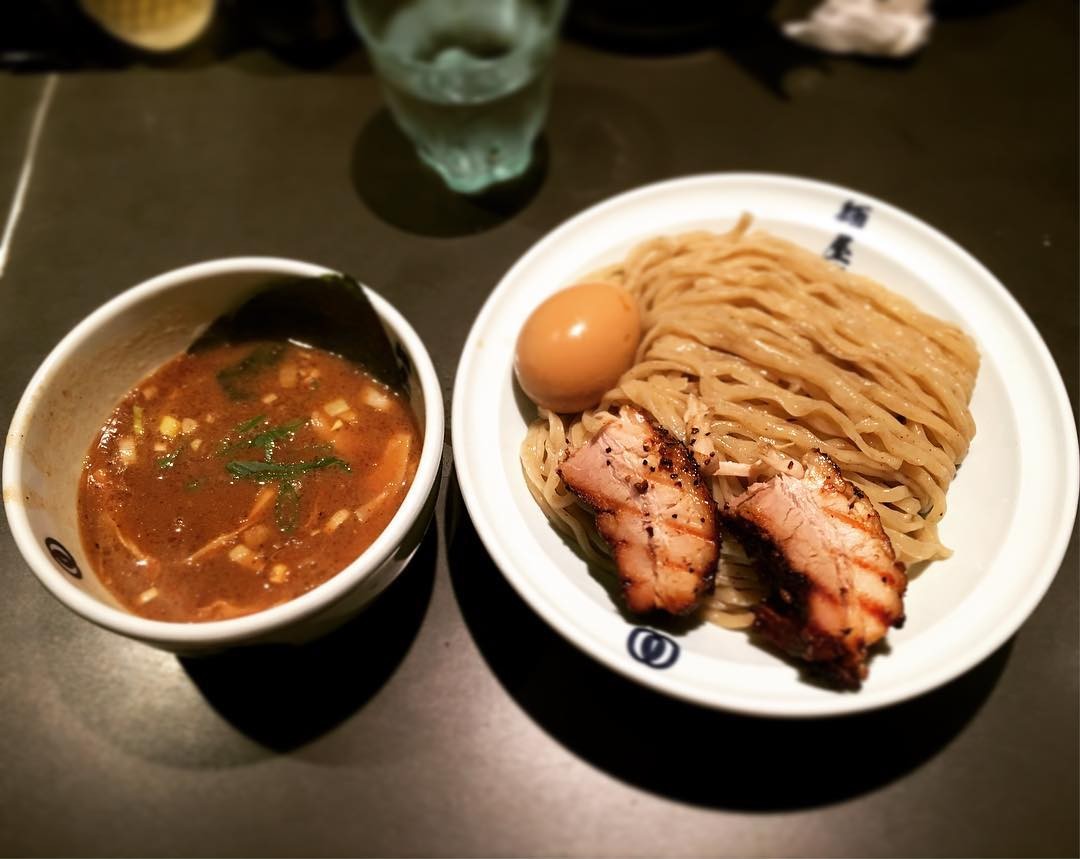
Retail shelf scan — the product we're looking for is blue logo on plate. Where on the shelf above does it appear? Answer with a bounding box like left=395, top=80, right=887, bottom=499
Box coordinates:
left=627, top=627, right=679, bottom=669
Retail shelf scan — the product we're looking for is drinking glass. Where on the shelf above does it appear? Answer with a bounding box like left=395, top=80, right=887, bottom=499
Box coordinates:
left=347, top=0, right=567, bottom=194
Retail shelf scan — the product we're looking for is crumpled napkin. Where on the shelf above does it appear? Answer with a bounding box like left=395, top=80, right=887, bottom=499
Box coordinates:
left=782, top=0, right=933, bottom=58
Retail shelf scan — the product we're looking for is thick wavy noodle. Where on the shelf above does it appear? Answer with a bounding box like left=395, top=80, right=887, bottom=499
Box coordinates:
left=520, top=216, right=979, bottom=629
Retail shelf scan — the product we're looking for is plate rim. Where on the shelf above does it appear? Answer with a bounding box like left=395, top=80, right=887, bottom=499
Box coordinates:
left=451, top=171, right=1079, bottom=718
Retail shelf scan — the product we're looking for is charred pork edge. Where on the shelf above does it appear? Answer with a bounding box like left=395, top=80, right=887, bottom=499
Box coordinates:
left=556, top=410, right=721, bottom=614
left=720, top=510, right=866, bottom=689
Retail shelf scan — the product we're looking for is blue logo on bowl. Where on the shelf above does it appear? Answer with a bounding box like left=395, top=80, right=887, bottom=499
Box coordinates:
left=44, top=537, right=82, bottom=579
left=627, top=627, right=679, bottom=669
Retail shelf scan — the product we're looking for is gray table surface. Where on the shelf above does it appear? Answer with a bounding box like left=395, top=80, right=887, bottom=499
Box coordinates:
left=1, top=3, right=1077, bottom=857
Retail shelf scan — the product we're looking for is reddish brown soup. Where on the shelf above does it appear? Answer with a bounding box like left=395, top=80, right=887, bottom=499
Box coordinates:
left=78, top=341, right=420, bottom=622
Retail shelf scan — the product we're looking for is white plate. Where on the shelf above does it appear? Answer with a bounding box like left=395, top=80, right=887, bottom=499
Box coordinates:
left=451, top=173, right=1078, bottom=717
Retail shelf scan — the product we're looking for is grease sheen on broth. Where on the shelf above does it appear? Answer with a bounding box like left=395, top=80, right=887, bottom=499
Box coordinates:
left=78, top=341, right=420, bottom=622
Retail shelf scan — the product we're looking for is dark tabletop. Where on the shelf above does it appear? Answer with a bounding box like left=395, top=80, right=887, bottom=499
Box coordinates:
left=1, top=2, right=1077, bottom=857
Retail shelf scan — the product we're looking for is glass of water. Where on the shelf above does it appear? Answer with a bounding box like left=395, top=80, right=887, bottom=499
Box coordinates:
left=347, top=0, right=567, bottom=194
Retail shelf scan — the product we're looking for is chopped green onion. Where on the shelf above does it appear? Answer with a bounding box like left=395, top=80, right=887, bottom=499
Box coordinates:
left=233, top=414, right=268, bottom=434
left=248, top=419, right=306, bottom=461
left=220, top=416, right=307, bottom=460
left=157, top=449, right=182, bottom=470
left=225, top=456, right=349, bottom=482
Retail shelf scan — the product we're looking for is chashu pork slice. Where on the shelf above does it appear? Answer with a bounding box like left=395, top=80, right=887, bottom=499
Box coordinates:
left=558, top=406, right=720, bottom=615
left=722, top=450, right=907, bottom=688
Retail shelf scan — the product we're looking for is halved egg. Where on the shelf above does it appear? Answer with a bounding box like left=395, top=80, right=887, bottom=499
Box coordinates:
left=514, top=281, right=641, bottom=413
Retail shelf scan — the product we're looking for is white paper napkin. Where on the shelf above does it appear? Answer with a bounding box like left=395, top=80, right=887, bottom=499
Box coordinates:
left=783, top=0, right=933, bottom=58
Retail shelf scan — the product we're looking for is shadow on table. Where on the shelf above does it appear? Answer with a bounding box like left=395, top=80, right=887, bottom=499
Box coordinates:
left=350, top=108, right=548, bottom=238
left=564, top=1, right=829, bottom=99
left=564, top=2, right=1018, bottom=102
left=445, top=474, right=1010, bottom=811
left=180, top=520, right=438, bottom=753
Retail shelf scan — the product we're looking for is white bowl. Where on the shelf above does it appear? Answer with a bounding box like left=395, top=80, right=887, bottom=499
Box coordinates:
left=3, top=257, right=444, bottom=653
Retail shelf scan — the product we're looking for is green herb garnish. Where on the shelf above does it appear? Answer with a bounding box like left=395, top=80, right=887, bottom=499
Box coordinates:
left=225, top=456, right=350, bottom=483
left=247, top=419, right=306, bottom=461
left=157, top=449, right=182, bottom=470
left=228, top=457, right=349, bottom=534
left=233, top=414, right=268, bottom=434
left=216, top=344, right=286, bottom=401
left=220, top=401, right=348, bottom=534
left=220, top=415, right=307, bottom=461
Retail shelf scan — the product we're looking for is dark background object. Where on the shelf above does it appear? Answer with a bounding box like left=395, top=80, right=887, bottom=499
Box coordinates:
left=0, top=0, right=358, bottom=70
left=189, top=273, right=408, bottom=393
left=227, top=0, right=355, bottom=68
left=565, top=0, right=774, bottom=54
left=0, top=0, right=122, bottom=69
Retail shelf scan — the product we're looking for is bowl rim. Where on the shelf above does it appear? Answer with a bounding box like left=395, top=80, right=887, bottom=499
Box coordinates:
left=2, top=256, right=444, bottom=646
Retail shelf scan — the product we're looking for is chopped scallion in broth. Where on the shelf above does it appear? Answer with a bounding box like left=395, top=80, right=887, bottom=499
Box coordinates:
left=78, top=340, right=419, bottom=622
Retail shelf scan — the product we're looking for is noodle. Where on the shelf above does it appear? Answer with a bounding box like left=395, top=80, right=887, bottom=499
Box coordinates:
left=520, top=215, right=979, bottom=629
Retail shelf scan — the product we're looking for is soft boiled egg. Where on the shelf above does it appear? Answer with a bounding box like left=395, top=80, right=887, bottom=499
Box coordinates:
left=514, top=281, right=641, bottom=413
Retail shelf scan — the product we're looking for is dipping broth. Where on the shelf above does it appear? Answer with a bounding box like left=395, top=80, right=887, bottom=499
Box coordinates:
left=78, top=341, right=420, bottom=622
